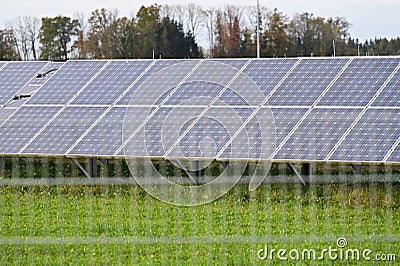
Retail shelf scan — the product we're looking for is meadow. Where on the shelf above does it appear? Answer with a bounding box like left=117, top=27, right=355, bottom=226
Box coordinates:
left=0, top=182, right=399, bottom=265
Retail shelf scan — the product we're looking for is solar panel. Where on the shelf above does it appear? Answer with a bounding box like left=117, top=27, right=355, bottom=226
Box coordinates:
left=318, top=58, right=400, bottom=106
left=68, top=107, right=126, bottom=156
left=121, top=60, right=275, bottom=163
left=22, top=106, right=106, bottom=155
left=269, top=58, right=349, bottom=106
left=71, top=60, right=152, bottom=105
left=0, top=57, right=399, bottom=165
left=117, top=60, right=182, bottom=105
left=4, top=62, right=63, bottom=108
left=0, top=106, right=61, bottom=154
left=242, top=59, right=298, bottom=96
left=162, top=81, right=224, bottom=106
left=387, top=144, right=400, bottom=162
left=275, top=108, right=362, bottom=161
left=269, top=108, right=308, bottom=144
left=27, top=61, right=108, bottom=105
left=329, top=109, right=400, bottom=162
left=0, top=61, right=48, bottom=105
left=0, top=107, right=17, bottom=126
left=372, top=65, right=400, bottom=106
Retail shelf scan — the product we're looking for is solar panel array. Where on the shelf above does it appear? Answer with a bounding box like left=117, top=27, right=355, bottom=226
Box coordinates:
left=0, top=57, right=400, bottom=163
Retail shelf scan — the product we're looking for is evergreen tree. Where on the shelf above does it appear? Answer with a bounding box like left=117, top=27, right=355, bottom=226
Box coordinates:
left=39, top=16, right=79, bottom=61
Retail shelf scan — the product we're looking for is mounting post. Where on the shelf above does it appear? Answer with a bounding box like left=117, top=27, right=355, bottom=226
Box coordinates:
left=0, top=156, right=4, bottom=178
left=88, top=158, right=97, bottom=178
left=352, top=164, right=362, bottom=175
left=190, top=160, right=202, bottom=184
left=301, top=163, right=312, bottom=184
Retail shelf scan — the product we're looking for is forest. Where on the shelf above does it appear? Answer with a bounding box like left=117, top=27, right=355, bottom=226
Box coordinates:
left=0, top=3, right=400, bottom=61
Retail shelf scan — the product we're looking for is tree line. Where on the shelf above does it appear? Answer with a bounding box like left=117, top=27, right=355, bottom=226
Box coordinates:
left=1, top=3, right=399, bottom=61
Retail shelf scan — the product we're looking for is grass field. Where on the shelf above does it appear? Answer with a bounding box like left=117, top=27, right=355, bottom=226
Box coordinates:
left=0, top=182, right=399, bottom=265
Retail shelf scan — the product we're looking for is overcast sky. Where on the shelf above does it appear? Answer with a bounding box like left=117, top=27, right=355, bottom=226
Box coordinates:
left=1, top=0, right=399, bottom=42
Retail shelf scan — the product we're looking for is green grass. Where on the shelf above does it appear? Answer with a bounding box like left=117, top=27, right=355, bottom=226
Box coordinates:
left=0, top=183, right=399, bottom=265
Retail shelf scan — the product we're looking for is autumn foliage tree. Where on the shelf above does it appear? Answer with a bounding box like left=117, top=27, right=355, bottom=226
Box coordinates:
left=263, top=9, right=293, bottom=57
left=212, top=12, right=242, bottom=57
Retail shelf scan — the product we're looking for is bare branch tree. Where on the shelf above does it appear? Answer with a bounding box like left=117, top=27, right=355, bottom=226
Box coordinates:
left=7, top=16, right=40, bottom=60
left=202, top=7, right=216, bottom=56
left=74, top=11, right=89, bottom=58
left=186, top=3, right=204, bottom=38
left=23, top=16, right=40, bottom=60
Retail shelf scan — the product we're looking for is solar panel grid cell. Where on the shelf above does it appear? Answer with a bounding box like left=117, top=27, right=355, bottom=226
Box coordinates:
left=0, top=106, right=61, bottom=154
left=269, top=58, right=348, bottom=106
left=0, top=61, right=48, bottom=105
left=22, top=107, right=106, bottom=155
left=275, top=108, right=362, bottom=161
left=70, top=107, right=126, bottom=156
left=330, top=109, right=400, bottom=162
left=318, top=58, right=399, bottom=106
left=28, top=61, right=107, bottom=105
left=72, top=61, right=151, bottom=105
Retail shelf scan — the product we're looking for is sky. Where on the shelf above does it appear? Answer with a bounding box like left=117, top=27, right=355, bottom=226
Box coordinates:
left=1, top=0, right=399, bottom=43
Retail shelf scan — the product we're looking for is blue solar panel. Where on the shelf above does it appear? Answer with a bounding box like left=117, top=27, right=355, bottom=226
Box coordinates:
left=242, top=59, right=298, bottom=96
left=269, top=108, right=308, bottom=144
left=5, top=62, right=64, bottom=108
left=0, top=106, right=61, bottom=154
left=178, top=115, right=230, bottom=158
left=218, top=74, right=266, bottom=106
left=0, top=61, right=48, bottom=105
left=387, top=144, right=400, bottom=162
left=330, top=109, right=400, bottom=162
left=29, top=62, right=64, bottom=86
left=318, top=58, right=400, bottom=106
left=163, top=107, right=252, bottom=159
left=159, top=81, right=223, bottom=106
left=275, top=108, right=362, bottom=160
left=117, top=60, right=183, bottom=105
left=269, top=58, right=349, bottom=106
left=27, top=61, right=107, bottom=105
left=372, top=65, right=400, bottom=106
left=121, top=106, right=154, bottom=157
left=222, top=108, right=264, bottom=159
left=0, top=107, right=17, bottom=126
left=71, top=61, right=152, bottom=105
left=69, top=107, right=126, bottom=156
left=210, top=59, right=249, bottom=70
left=22, top=107, right=106, bottom=155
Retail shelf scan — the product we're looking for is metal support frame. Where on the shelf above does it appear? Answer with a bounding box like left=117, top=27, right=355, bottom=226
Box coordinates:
left=287, top=162, right=312, bottom=185
left=71, top=157, right=99, bottom=179
left=172, top=160, right=198, bottom=185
